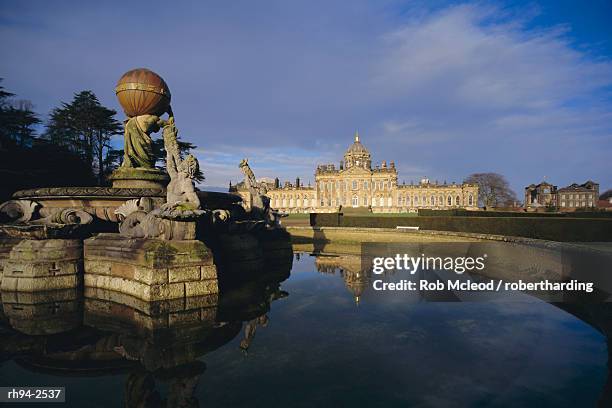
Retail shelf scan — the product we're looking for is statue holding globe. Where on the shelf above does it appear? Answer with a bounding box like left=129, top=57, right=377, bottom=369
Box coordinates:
left=110, top=68, right=174, bottom=189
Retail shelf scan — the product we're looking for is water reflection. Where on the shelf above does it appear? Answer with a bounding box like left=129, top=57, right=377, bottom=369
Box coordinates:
left=0, top=252, right=291, bottom=408
left=0, top=245, right=610, bottom=407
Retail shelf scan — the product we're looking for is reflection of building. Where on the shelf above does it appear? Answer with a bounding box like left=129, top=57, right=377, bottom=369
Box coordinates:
left=315, top=255, right=370, bottom=304
left=233, top=133, right=478, bottom=213
left=525, top=180, right=599, bottom=211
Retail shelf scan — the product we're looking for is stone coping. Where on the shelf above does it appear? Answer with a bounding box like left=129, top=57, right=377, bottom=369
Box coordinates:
left=13, top=187, right=165, bottom=199
left=286, top=226, right=612, bottom=255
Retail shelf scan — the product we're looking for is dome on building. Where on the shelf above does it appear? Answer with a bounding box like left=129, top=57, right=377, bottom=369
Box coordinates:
left=343, top=131, right=371, bottom=170
left=345, top=130, right=370, bottom=156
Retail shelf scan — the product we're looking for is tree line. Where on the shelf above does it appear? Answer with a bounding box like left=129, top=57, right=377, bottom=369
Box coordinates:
left=0, top=78, right=202, bottom=201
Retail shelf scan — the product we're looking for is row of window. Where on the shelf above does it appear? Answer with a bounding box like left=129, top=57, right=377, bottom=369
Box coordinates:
left=318, top=179, right=395, bottom=192
left=269, top=194, right=474, bottom=208
left=560, top=201, right=593, bottom=208
left=560, top=193, right=593, bottom=200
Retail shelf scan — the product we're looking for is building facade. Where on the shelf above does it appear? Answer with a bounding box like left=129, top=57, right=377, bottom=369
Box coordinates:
left=525, top=180, right=599, bottom=211
left=235, top=133, right=478, bottom=213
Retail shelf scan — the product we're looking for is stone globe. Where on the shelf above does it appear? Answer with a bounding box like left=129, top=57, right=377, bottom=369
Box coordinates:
left=115, top=68, right=171, bottom=117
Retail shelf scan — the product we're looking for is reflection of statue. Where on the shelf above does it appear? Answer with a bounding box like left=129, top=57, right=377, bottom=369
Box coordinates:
left=163, top=117, right=200, bottom=209
left=239, top=314, right=269, bottom=355
left=122, top=115, right=163, bottom=169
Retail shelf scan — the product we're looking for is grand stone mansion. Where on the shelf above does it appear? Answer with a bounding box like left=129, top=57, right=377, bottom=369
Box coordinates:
left=232, top=133, right=479, bottom=213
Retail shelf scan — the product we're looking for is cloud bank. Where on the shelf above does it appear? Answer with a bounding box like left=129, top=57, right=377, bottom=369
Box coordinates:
left=1, top=1, right=610, bottom=193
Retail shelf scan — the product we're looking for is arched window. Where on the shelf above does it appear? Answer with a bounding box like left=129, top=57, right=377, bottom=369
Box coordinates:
left=431, top=195, right=435, bottom=206
left=398, top=196, right=403, bottom=206
left=438, top=195, right=443, bottom=205
left=320, top=199, right=325, bottom=206
left=352, top=196, right=358, bottom=207
left=289, top=197, right=294, bottom=207
left=455, top=196, right=460, bottom=205
left=468, top=194, right=474, bottom=206
left=447, top=196, right=452, bottom=206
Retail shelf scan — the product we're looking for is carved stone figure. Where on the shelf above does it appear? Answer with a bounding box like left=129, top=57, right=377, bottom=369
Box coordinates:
left=163, top=118, right=201, bottom=209
left=121, top=114, right=163, bottom=168
left=239, top=159, right=283, bottom=228
left=115, top=117, right=205, bottom=240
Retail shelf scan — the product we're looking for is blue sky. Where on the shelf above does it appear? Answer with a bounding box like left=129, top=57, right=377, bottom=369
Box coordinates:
left=1, top=0, right=611, bottom=194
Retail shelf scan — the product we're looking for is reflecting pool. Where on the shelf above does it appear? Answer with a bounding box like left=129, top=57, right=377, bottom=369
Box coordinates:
left=0, top=252, right=609, bottom=407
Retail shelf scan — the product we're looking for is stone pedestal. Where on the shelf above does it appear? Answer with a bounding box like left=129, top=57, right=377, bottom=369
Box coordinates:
left=1, top=239, right=83, bottom=291
left=84, top=234, right=218, bottom=301
left=108, top=167, right=169, bottom=189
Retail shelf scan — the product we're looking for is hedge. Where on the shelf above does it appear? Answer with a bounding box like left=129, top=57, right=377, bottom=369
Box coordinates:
left=309, top=213, right=612, bottom=242
left=416, top=209, right=612, bottom=218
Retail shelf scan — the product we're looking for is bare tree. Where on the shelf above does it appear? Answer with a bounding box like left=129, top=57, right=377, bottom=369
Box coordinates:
left=464, top=173, right=518, bottom=208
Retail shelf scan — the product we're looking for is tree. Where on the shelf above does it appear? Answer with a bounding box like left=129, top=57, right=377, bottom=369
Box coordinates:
left=0, top=79, right=41, bottom=148
left=464, top=172, right=518, bottom=208
left=43, top=91, right=122, bottom=185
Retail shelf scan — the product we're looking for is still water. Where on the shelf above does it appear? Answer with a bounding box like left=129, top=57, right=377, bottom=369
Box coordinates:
left=0, top=253, right=608, bottom=407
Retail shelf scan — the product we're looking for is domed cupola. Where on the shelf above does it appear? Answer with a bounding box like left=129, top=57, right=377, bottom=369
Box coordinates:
left=344, top=131, right=371, bottom=170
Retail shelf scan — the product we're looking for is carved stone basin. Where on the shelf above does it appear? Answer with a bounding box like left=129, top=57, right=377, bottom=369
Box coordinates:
left=8, top=187, right=243, bottom=223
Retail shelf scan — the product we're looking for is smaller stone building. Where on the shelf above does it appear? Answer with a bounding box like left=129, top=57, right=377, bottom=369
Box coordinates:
left=524, top=181, right=557, bottom=209
left=525, top=180, right=599, bottom=211
left=557, top=181, right=599, bottom=210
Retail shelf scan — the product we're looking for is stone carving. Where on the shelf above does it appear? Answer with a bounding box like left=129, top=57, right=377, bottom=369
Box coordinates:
left=33, top=208, right=93, bottom=225
left=0, top=200, right=92, bottom=227
left=122, top=114, right=164, bottom=169
left=162, top=117, right=201, bottom=210
left=0, top=200, right=39, bottom=223
left=114, top=199, right=141, bottom=221
left=12, top=187, right=165, bottom=199
left=239, top=159, right=283, bottom=228
left=115, top=117, right=206, bottom=240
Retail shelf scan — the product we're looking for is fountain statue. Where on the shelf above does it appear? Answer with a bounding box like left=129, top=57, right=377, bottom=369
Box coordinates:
left=239, top=158, right=284, bottom=229
left=0, top=67, right=292, bottom=302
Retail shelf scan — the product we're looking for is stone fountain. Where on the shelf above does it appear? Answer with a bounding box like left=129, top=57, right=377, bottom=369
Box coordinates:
left=0, top=68, right=291, bottom=301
